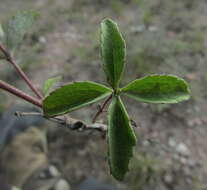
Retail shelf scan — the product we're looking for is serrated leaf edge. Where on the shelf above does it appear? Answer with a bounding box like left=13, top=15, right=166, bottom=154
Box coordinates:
left=120, top=74, right=190, bottom=104
left=107, top=96, right=137, bottom=180
left=43, top=81, right=113, bottom=117
left=100, top=18, right=126, bottom=89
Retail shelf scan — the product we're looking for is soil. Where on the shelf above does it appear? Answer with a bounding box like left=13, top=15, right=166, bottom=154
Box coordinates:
left=1, top=0, right=207, bottom=189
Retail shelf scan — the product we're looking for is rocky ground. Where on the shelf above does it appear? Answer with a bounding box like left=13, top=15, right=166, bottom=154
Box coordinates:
left=0, top=0, right=207, bottom=189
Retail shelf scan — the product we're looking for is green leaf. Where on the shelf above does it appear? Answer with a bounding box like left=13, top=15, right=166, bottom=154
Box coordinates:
left=42, top=76, right=62, bottom=96
left=2, top=11, right=39, bottom=50
left=121, top=75, right=190, bottom=104
left=43, top=81, right=112, bottom=117
left=108, top=96, right=137, bottom=180
left=100, top=18, right=126, bottom=89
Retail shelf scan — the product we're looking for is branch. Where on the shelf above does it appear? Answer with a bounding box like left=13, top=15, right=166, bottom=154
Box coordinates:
left=0, top=43, right=9, bottom=58
left=0, top=43, right=43, bottom=99
left=15, top=112, right=107, bottom=133
left=0, top=80, right=42, bottom=108
left=0, top=44, right=107, bottom=134
left=0, top=80, right=107, bottom=133
left=92, top=94, right=112, bottom=123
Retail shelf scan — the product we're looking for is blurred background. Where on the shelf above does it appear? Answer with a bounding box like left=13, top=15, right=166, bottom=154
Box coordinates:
left=0, top=0, right=207, bottom=189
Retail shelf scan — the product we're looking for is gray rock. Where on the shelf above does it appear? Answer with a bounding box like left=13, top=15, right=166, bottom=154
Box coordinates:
left=130, top=25, right=146, bottom=33
left=168, top=138, right=176, bottom=147
left=0, top=105, right=44, bottom=152
left=148, top=26, right=159, bottom=32
left=49, top=165, right=61, bottom=177
left=76, top=177, right=119, bottom=190
left=163, top=174, right=173, bottom=184
left=175, top=143, right=190, bottom=157
left=180, top=157, right=188, bottom=165
left=187, top=159, right=196, bottom=168
left=54, top=179, right=71, bottom=190
left=183, top=167, right=192, bottom=177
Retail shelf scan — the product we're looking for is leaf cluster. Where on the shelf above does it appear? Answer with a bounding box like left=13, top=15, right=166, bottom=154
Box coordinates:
left=42, top=19, right=190, bottom=180
left=0, top=11, right=190, bottom=181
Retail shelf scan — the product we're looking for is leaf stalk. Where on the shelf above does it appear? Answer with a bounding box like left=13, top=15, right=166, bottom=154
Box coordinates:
left=92, top=94, right=112, bottom=123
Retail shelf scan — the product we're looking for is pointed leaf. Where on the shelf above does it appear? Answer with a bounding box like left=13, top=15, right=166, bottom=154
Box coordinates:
left=100, top=18, right=126, bottom=89
left=121, top=75, right=190, bottom=104
left=2, top=11, right=39, bottom=50
left=108, top=96, right=137, bottom=180
left=43, top=81, right=112, bottom=117
left=42, top=76, right=62, bottom=96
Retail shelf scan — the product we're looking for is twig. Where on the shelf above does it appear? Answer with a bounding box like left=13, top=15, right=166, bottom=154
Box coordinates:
left=7, top=56, right=43, bottom=99
left=0, top=43, right=43, bottom=99
left=15, top=111, right=42, bottom=116
left=0, top=80, right=42, bottom=108
left=0, top=42, right=107, bottom=133
left=15, top=111, right=107, bottom=133
left=0, top=43, right=9, bottom=58
left=92, top=94, right=112, bottom=123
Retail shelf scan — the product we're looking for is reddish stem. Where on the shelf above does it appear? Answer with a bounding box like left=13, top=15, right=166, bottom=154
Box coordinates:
left=0, top=43, right=9, bottom=58
left=7, top=57, right=43, bottom=99
left=92, top=94, right=112, bottom=123
left=0, top=43, right=43, bottom=99
left=0, top=80, right=42, bottom=108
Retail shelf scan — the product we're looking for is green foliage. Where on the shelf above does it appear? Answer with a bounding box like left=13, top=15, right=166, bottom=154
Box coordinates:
left=0, top=10, right=190, bottom=181
left=43, top=81, right=112, bottom=117
left=121, top=75, right=190, bottom=104
left=42, top=18, right=190, bottom=180
left=100, top=18, right=126, bottom=89
left=39, top=17, right=189, bottom=180
left=2, top=11, right=39, bottom=50
left=42, top=76, right=62, bottom=96
left=108, top=96, right=137, bottom=180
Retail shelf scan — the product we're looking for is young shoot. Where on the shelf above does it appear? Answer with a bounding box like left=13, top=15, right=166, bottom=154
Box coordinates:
left=0, top=12, right=190, bottom=181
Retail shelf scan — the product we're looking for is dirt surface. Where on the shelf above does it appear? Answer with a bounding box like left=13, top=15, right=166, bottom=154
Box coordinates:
left=1, top=0, right=207, bottom=189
